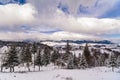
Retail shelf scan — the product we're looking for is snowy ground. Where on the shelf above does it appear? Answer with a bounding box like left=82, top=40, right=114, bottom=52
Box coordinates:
left=0, top=66, right=120, bottom=80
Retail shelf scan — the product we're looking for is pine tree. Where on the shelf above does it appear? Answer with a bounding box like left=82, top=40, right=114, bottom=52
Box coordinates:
left=19, top=47, right=26, bottom=65
left=2, top=45, right=19, bottom=72
left=51, top=50, right=60, bottom=65
left=116, top=55, right=120, bottom=68
left=78, top=53, right=82, bottom=63
left=78, top=55, right=88, bottom=69
left=31, top=42, right=38, bottom=70
left=83, top=43, right=91, bottom=67
left=109, top=54, right=117, bottom=72
left=66, top=40, right=71, bottom=54
left=24, top=45, right=32, bottom=71
left=42, top=47, right=51, bottom=66
left=63, top=40, right=72, bottom=63
left=73, top=54, right=78, bottom=69
left=1, top=51, right=7, bottom=72
left=67, top=54, right=74, bottom=69
left=35, top=49, right=42, bottom=71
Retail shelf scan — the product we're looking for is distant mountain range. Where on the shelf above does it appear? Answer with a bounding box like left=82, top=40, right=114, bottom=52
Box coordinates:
left=0, top=39, right=113, bottom=47
left=40, top=40, right=113, bottom=44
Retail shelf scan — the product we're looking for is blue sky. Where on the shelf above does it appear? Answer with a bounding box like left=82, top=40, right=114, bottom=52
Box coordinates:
left=100, top=1, right=120, bottom=18
left=0, top=0, right=26, bottom=4
left=0, top=0, right=120, bottom=42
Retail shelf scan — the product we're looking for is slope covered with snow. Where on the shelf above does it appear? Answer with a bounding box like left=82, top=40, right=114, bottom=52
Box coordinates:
left=0, top=66, right=120, bottom=80
left=41, top=41, right=78, bottom=47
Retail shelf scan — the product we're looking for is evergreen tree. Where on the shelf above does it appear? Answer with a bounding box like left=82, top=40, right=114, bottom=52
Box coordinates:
left=2, top=45, right=19, bottom=72
left=67, top=54, right=74, bottom=69
left=116, top=55, right=120, bottom=68
left=78, top=53, right=82, bottom=63
left=1, top=51, right=7, bottom=72
left=42, top=47, right=51, bottom=66
left=24, top=45, right=32, bottom=71
left=51, top=50, right=60, bottom=64
left=73, top=54, right=78, bottom=69
left=63, top=40, right=72, bottom=63
left=31, top=42, right=38, bottom=70
left=83, top=43, right=91, bottom=67
left=78, top=55, right=88, bottom=69
left=66, top=40, right=71, bottom=54
left=109, top=54, right=117, bottom=72
left=19, top=47, right=26, bottom=65
left=35, top=49, right=42, bottom=71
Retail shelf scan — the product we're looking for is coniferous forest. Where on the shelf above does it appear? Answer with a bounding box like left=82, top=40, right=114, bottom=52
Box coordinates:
left=0, top=41, right=120, bottom=73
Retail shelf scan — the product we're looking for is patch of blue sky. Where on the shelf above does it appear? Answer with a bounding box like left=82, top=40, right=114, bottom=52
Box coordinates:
left=77, top=5, right=91, bottom=15
left=40, top=30, right=62, bottom=34
left=21, top=25, right=62, bottom=34
left=0, top=0, right=26, bottom=5
left=57, top=2, right=69, bottom=14
left=99, top=1, right=120, bottom=18
left=103, top=34, right=120, bottom=38
left=21, top=26, right=30, bottom=30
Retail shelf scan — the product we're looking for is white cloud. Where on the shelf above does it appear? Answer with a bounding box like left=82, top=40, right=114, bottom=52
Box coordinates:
left=0, top=31, right=100, bottom=41
left=50, top=31, right=100, bottom=40
left=0, top=3, right=36, bottom=28
left=59, top=0, right=119, bottom=17
left=0, top=32, right=47, bottom=41
left=27, top=0, right=119, bottom=17
left=25, top=0, right=120, bottom=36
left=60, top=0, right=97, bottom=16
left=0, top=0, right=119, bottom=34
left=0, top=0, right=120, bottom=42
left=27, top=0, right=59, bottom=17
left=38, top=9, right=120, bottom=35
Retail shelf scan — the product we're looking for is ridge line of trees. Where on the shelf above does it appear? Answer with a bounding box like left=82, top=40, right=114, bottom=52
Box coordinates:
left=0, top=41, right=120, bottom=72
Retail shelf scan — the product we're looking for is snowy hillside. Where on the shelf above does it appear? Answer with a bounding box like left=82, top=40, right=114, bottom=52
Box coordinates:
left=41, top=41, right=78, bottom=47
left=0, top=66, right=120, bottom=80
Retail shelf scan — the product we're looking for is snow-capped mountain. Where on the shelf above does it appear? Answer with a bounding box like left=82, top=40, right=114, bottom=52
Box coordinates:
left=40, top=40, right=113, bottom=46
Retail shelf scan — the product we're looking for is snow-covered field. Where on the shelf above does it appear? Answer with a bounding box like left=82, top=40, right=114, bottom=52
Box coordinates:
left=0, top=66, right=120, bottom=80
left=41, top=41, right=79, bottom=47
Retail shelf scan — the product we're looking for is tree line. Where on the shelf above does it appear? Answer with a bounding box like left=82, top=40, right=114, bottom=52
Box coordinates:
left=0, top=42, right=120, bottom=72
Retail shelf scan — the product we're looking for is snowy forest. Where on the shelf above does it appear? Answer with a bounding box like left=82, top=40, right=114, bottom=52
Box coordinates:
left=0, top=41, right=120, bottom=73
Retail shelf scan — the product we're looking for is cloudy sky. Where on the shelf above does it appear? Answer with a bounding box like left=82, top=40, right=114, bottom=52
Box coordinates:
left=0, top=0, right=120, bottom=42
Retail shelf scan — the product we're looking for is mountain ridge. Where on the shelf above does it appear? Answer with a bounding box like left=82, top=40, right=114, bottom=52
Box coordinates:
left=40, top=40, right=113, bottom=44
